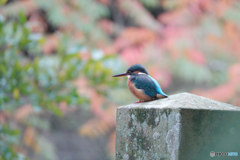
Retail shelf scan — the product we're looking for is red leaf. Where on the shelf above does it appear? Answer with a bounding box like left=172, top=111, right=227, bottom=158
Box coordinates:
left=148, top=67, right=172, bottom=89
left=42, top=34, right=59, bottom=54
left=120, top=46, right=143, bottom=65
left=113, top=27, right=156, bottom=52
left=192, top=82, right=236, bottom=102
left=228, top=64, right=240, bottom=82
left=15, top=104, right=33, bottom=121
left=98, top=19, right=114, bottom=34
left=187, top=49, right=206, bottom=65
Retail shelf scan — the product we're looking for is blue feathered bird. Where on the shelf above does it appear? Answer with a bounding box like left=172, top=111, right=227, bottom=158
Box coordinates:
left=113, top=64, right=168, bottom=103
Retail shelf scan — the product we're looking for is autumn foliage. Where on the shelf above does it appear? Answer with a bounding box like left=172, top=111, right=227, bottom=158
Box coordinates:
left=0, top=0, right=240, bottom=160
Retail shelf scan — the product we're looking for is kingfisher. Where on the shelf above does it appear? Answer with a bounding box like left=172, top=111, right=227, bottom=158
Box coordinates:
left=112, top=64, right=168, bottom=103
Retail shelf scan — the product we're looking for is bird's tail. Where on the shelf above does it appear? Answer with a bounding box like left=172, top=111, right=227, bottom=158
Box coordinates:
left=156, top=94, right=168, bottom=99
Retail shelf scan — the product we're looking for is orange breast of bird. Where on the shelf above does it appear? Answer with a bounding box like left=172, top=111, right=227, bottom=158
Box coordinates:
left=127, top=78, right=152, bottom=101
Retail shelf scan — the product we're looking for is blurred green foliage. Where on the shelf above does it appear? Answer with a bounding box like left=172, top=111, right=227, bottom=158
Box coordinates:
left=0, top=124, right=24, bottom=160
left=0, top=14, right=85, bottom=114
left=0, top=9, right=119, bottom=159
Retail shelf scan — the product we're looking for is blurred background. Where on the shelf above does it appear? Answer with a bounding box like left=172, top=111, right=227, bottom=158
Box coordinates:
left=0, top=0, right=240, bottom=160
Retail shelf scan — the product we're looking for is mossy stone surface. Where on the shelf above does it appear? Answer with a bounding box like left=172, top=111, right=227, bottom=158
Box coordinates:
left=115, top=93, right=240, bottom=160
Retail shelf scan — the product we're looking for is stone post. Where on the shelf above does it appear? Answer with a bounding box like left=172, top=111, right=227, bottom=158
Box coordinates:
left=115, top=93, right=240, bottom=160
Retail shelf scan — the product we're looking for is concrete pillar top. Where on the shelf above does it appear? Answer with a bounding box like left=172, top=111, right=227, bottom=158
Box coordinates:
left=118, top=92, right=240, bottom=111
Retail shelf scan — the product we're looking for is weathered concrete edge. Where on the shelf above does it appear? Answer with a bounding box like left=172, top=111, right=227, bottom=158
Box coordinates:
left=118, top=92, right=240, bottom=111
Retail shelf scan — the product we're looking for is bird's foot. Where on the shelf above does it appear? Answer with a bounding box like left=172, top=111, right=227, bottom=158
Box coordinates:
left=134, top=100, right=142, bottom=104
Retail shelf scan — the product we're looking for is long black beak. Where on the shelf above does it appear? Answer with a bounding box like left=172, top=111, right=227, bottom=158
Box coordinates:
left=112, top=72, right=128, bottom=77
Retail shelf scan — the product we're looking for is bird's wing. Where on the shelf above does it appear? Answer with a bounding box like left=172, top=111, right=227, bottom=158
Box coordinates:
left=130, top=75, right=157, bottom=98
left=147, top=75, right=168, bottom=97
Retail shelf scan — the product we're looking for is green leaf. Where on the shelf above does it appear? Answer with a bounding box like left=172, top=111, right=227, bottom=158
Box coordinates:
left=47, top=104, right=62, bottom=116
left=0, top=0, right=7, bottom=6
left=18, top=12, right=27, bottom=25
left=13, top=88, right=20, bottom=100
left=223, top=8, right=240, bottom=24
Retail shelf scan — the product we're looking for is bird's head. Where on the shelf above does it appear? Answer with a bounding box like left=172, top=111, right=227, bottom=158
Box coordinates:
left=112, top=64, right=148, bottom=77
